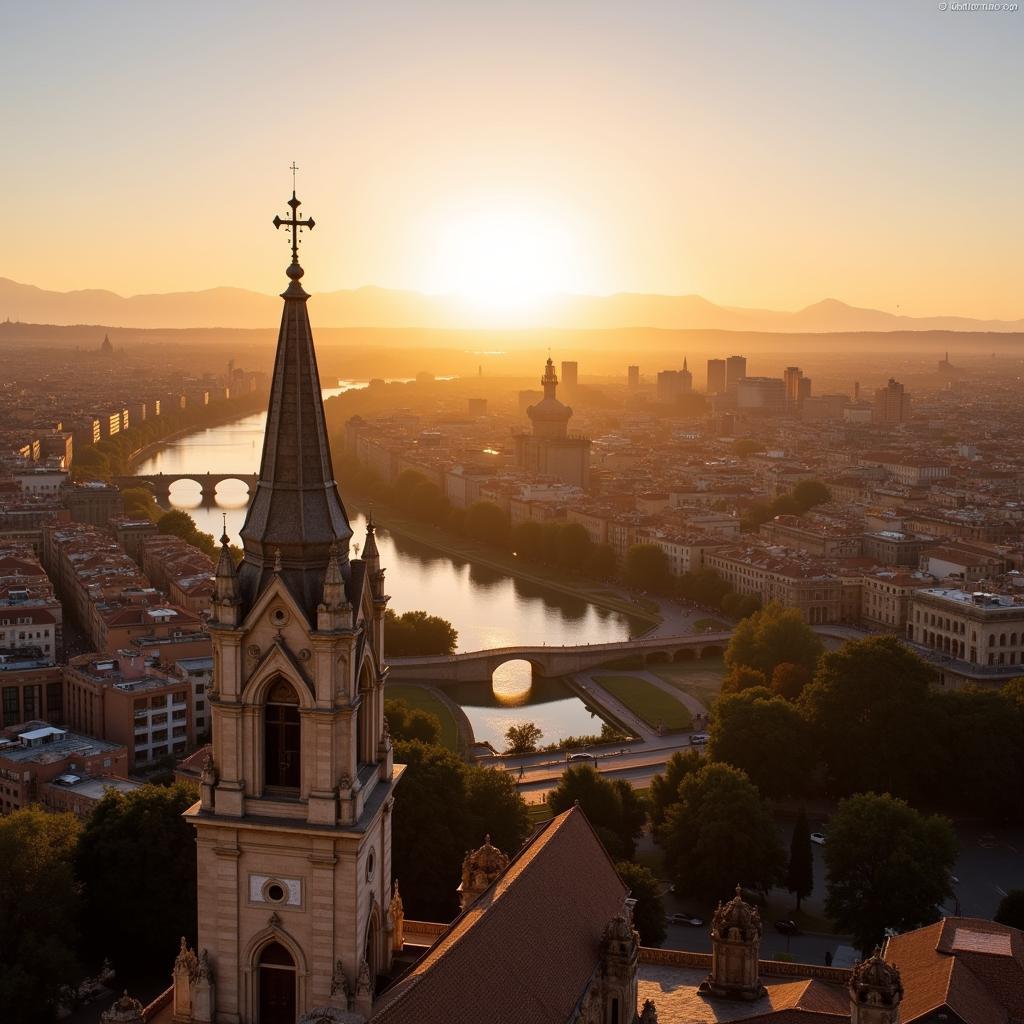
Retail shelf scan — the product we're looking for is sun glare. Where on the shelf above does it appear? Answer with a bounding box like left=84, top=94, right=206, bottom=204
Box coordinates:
left=432, top=206, right=575, bottom=312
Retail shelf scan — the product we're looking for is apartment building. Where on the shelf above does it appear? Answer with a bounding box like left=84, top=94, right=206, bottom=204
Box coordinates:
left=909, top=588, right=1024, bottom=670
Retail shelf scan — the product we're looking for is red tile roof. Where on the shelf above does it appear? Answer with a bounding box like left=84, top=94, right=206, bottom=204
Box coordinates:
left=371, top=807, right=626, bottom=1024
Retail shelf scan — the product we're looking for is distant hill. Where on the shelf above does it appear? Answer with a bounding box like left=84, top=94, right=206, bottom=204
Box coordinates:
left=1, top=276, right=1021, bottom=333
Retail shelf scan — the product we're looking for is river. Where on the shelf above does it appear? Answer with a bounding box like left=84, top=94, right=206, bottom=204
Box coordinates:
left=134, top=382, right=643, bottom=747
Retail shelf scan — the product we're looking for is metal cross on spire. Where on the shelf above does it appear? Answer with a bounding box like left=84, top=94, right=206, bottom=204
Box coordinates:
left=273, top=167, right=315, bottom=267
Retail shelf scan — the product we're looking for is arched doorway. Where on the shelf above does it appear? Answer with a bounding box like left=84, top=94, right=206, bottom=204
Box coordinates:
left=258, top=941, right=296, bottom=1023
left=265, top=679, right=300, bottom=790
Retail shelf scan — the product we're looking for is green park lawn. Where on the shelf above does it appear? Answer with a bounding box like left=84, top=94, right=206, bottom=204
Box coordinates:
left=385, top=683, right=462, bottom=751
left=592, top=675, right=693, bottom=732
left=651, top=657, right=727, bottom=710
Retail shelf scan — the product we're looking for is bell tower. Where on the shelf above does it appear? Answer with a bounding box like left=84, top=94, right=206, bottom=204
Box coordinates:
left=182, top=183, right=402, bottom=1024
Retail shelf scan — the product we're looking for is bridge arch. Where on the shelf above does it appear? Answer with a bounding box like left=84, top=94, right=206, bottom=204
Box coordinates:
left=490, top=657, right=541, bottom=705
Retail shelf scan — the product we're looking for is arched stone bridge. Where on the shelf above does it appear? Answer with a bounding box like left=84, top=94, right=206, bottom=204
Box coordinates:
left=387, top=632, right=732, bottom=683
left=116, top=472, right=259, bottom=505
left=386, top=624, right=861, bottom=684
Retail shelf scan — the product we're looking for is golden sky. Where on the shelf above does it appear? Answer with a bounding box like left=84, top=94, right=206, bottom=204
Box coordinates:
left=4, top=1, right=1023, bottom=319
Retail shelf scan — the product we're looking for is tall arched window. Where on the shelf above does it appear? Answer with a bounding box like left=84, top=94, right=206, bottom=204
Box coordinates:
left=265, top=679, right=300, bottom=790
left=258, top=941, right=296, bottom=1024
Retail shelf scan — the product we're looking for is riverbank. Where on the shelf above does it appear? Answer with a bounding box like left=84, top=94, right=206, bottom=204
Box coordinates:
left=125, top=392, right=269, bottom=473
left=345, top=492, right=660, bottom=632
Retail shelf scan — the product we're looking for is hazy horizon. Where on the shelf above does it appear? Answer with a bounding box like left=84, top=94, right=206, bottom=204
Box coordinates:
left=5, top=1, right=1023, bottom=321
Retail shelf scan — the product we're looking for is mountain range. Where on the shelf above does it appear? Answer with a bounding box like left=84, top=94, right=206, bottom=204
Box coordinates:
left=1, top=276, right=1021, bottom=333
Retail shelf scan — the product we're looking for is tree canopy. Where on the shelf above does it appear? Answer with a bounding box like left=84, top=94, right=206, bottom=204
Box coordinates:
left=725, top=602, right=823, bottom=679
left=157, top=508, right=218, bottom=558
left=785, top=807, right=814, bottom=911
left=799, top=635, right=939, bottom=800
left=0, top=809, right=81, bottom=1022
left=384, top=698, right=442, bottom=744
left=504, top=721, right=543, bottom=754
left=649, top=749, right=703, bottom=830
left=824, top=792, right=957, bottom=954
left=658, top=762, right=784, bottom=901
left=708, top=687, right=811, bottom=799
left=625, top=544, right=674, bottom=594
left=384, top=609, right=458, bottom=656
left=391, top=740, right=530, bottom=920
left=548, top=764, right=646, bottom=859
left=995, top=890, right=1024, bottom=930
left=74, top=782, right=198, bottom=973
left=617, top=861, right=666, bottom=947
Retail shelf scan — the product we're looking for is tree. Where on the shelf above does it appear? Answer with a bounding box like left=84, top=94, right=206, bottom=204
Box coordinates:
left=649, top=749, right=703, bottom=829
left=120, top=486, right=160, bottom=520
left=932, top=687, right=1024, bottom=820
left=0, top=810, right=81, bottom=1022
left=75, top=783, right=198, bottom=973
left=558, top=523, right=593, bottom=570
left=504, top=722, right=543, bottom=754
left=725, top=602, right=824, bottom=679
left=616, top=861, right=666, bottom=946
left=995, top=890, right=1024, bottom=930
left=625, top=544, right=673, bottom=594
left=384, top=698, right=441, bottom=744
left=547, top=764, right=645, bottom=859
left=510, top=521, right=545, bottom=562
left=792, top=479, right=831, bottom=511
left=771, top=662, right=811, bottom=701
left=659, top=763, right=784, bottom=901
left=800, top=636, right=940, bottom=800
left=391, top=740, right=469, bottom=920
left=720, top=665, right=768, bottom=695
left=708, top=687, right=811, bottom=799
left=384, top=609, right=458, bottom=656
left=824, top=792, right=957, bottom=954
left=465, top=501, right=510, bottom=546
left=157, top=508, right=217, bottom=558
left=463, top=765, right=530, bottom=857
left=586, top=543, right=617, bottom=579
left=786, top=807, right=814, bottom=911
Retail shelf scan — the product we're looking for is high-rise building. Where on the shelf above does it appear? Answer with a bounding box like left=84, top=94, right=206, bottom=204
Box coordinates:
left=873, top=378, right=912, bottom=425
left=736, top=377, right=786, bottom=414
left=560, top=360, right=578, bottom=388
left=706, top=358, right=726, bottom=395
left=656, top=363, right=693, bottom=404
left=726, top=355, right=747, bottom=390
left=784, top=366, right=802, bottom=404
left=627, top=365, right=640, bottom=388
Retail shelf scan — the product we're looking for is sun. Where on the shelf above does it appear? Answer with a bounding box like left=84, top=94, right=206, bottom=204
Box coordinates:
left=432, top=205, right=576, bottom=313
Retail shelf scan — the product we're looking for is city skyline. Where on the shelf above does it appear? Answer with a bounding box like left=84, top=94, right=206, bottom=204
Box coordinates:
left=5, top=1, right=1023, bottom=319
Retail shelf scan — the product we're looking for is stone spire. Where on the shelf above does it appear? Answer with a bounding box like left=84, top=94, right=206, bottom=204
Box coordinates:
left=238, top=186, right=353, bottom=616
left=317, top=542, right=350, bottom=631
left=527, top=357, right=572, bottom=440
left=213, top=521, right=241, bottom=626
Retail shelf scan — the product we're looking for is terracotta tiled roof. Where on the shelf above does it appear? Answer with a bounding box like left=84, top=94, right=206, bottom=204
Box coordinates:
left=885, top=917, right=1024, bottom=1023
left=371, top=807, right=626, bottom=1024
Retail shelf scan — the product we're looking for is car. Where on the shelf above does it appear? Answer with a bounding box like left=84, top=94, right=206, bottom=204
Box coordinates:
left=669, top=912, right=704, bottom=927
left=810, top=832, right=826, bottom=845
left=567, top=752, right=595, bottom=762
left=774, top=919, right=800, bottom=936
left=689, top=733, right=709, bottom=746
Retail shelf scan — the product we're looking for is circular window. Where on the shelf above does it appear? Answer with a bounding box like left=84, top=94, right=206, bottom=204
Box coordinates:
left=271, top=606, right=289, bottom=626
left=264, top=881, right=286, bottom=904
left=366, top=848, right=376, bottom=881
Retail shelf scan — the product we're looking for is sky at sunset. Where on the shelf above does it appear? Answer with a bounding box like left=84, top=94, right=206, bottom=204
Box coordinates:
left=4, top=1, right=1023, bottom=319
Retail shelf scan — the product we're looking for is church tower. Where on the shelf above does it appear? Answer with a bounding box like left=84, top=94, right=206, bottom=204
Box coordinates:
left=182, top=186, right=400, bottom=1024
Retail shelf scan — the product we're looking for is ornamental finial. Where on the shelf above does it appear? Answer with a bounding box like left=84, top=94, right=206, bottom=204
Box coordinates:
left=272, top=165, right=315, bottom=277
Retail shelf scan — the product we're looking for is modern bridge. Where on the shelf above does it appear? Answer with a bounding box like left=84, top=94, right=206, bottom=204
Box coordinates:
left=116, top=472, right=259, bottom=505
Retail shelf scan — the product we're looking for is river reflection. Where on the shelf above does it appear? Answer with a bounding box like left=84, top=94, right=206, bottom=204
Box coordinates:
left=134, top=385, right=643, bottom=654
left=445, top=672, right=609, bottom=750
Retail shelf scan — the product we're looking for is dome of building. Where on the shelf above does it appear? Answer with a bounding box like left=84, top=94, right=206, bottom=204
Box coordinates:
left=711, top=885, right=763, bottom=942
